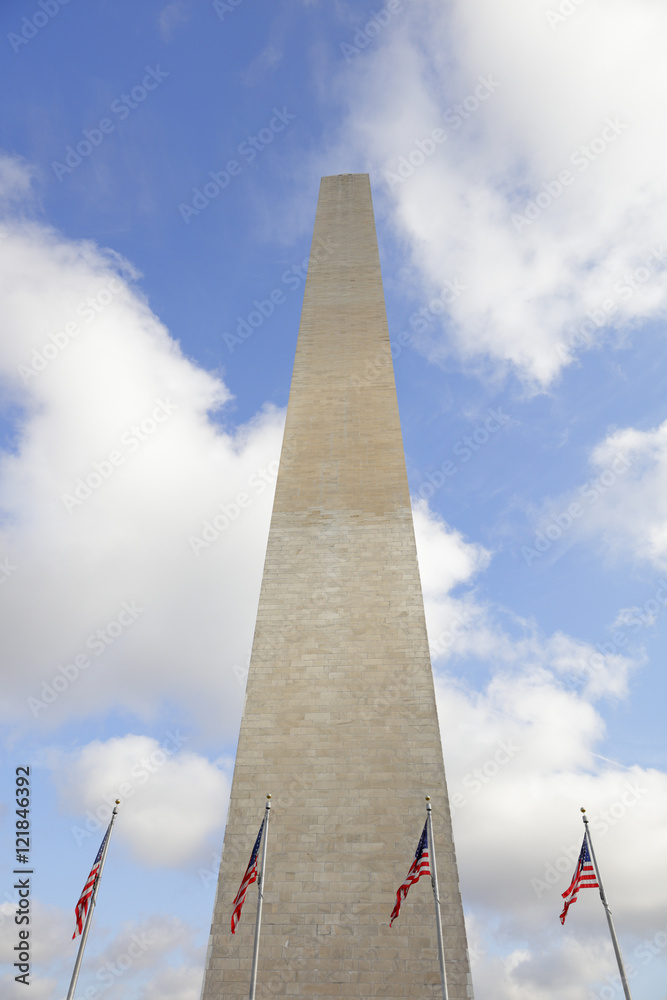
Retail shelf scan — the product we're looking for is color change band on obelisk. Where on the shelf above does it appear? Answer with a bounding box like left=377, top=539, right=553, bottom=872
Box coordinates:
left=200, top=174, right=475, bottom=999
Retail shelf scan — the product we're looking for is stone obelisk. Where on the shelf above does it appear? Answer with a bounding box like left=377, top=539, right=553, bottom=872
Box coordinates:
left=201, top=174, right=474, bottom=999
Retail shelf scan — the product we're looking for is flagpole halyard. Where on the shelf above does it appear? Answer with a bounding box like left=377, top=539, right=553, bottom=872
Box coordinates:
left=426, top=796, right=449, bottom=1000
left=66, top=800, right=120, bottom=1000
left=581, top=808, right=633, bottom=1000
left=248, top=795, right=271, bottom=1000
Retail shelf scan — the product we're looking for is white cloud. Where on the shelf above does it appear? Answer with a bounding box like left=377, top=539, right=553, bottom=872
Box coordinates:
left=329, top=0, right=667, bottom=386
left=0, top=898, right=205, bottom=1000
left=88, top=914, right=200, bottom=1000
left=520, top=417, right=667, bottom=572
left=412, top=498, right=491, bottom=659
left=0, top=900, right=70, bottom=999
left=49, top=735, right=230, bottom=866
left=467, top=931, right=628, bottom=1000
left=0, top=159, right=283, bottom=738
left=89, top=914, right=200, bottom=991
left=436, top=663, right=667, bottom=996
left=413, top=497, right=490, bottom=597
left=2, top=131, right=664, bottom=998
left=140, top=964, right=203, bottom=1000
left=0, top=973, right=55, bottom=1000
left=413, top=497, right=640, bottom=700
left=581, top=420, right=667, bottom=569
left=0, top=152, right=34, bottom=207
left=410, top=500, right=666, bottom=994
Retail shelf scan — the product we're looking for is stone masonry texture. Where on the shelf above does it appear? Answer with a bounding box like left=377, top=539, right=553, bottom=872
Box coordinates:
left=201, top=173, right=474, bottom=999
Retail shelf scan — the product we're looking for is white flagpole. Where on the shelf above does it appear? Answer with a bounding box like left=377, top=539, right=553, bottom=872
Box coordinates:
left=248, top=795, right=271, bottom=1000
left=66, top=800, right=120, bottom=1000
left=581, top=807, right=633, bottom=1000
left=426, top=796, right=449, bottom=1000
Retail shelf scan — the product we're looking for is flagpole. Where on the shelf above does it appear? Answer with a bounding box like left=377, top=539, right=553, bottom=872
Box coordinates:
left=65, top=800, right=120, bottom=1000
left=581, top=808, right=632, bottom=1000
left=426, top=796, right=449, bottom=1000
left=248, top=795, right=271, bottom=1000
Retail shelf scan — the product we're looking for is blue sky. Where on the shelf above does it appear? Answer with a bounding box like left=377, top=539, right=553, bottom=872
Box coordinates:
left=1, top=1, right=667, bottom=998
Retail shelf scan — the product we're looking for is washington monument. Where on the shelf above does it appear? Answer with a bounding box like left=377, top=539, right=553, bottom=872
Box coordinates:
left=201, top=173, right=474, bottom=998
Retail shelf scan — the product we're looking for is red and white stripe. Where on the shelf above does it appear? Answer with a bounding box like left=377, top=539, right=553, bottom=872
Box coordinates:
left=560, top=836, right=599, bottom=924
left=390, top=822, right=431, bottom=926
left=231, top=818, right=265, bottom=934
left=72, top=830, right=109, bottom=939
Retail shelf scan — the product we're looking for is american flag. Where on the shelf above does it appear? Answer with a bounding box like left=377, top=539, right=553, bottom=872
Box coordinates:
left=389, top=820, right=431, bottom=926
left=231, top=818, right=265, bottom=934
left=72, top=827, right=110, bottom=938
left=560, top=835, right=599, bottom=924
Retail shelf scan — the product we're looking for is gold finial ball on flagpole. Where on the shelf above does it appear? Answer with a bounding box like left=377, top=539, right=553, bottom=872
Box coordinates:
left=425, top=796, right=431, bottom=802
left=267, top=794, right=271, bottom=800
left=580, top=807, right=586, bottom=813
left=115, top=799, right=121, bottom=804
